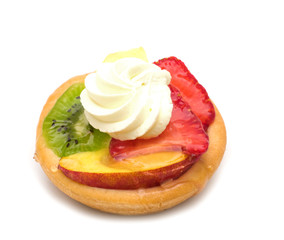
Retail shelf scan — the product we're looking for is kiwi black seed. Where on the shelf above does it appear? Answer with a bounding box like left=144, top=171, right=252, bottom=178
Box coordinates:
left=42, top=83, right=111, bottom=157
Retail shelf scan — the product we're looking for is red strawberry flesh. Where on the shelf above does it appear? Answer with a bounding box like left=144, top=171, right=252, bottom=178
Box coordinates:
left=154, top=57, right=215, bottom=130
left=109, top=85, right=208, bottom=160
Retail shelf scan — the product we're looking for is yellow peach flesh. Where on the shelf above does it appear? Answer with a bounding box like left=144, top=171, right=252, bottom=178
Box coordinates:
left=59, top=150, right=188, bottom=173
left=103, top=47, right=148, bottom=63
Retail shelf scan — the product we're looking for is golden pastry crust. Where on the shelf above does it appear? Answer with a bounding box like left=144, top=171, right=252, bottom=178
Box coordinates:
left=35, top=74, right=226, bottom=215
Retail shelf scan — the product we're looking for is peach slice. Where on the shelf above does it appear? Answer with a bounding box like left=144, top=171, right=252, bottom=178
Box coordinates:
left=103, top=47, right=148, bottom=63
left=58, top=149, right=194, bottom=189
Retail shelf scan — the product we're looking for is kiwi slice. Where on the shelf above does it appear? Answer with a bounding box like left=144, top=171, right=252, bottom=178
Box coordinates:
left=43, top=83, right=111, bottom=157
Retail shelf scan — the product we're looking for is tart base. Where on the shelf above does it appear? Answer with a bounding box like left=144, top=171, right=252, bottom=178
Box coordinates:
left=35, top=74, right=226, bottom=215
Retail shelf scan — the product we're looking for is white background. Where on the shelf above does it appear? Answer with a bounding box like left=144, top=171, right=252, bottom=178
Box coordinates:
left=1, top=0, right=284, bottom=239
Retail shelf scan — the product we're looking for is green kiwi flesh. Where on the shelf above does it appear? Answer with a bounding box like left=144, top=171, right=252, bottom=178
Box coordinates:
left=42, top=83, right=111, bottom=157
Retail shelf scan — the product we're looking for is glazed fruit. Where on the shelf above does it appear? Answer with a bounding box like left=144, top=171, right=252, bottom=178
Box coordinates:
left=58, top=150, right=195, bottom=189
left=42, top=83, right=110, bottom=157
left=57, top=84, right=206, bottom=189
left=42, top=48, right=214, bottom=190
left=109, top=85, right=208, bottom=160
left=103, top=46, right=148, bottom=63
left=154, top=57, right=215, bottom=129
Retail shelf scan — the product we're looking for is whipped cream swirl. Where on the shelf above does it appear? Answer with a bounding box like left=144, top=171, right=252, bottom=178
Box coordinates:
left=80, top=58, right=173, bottom=140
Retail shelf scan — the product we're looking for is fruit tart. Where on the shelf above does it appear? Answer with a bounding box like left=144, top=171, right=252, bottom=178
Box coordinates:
left=35, top=47, right=226, bottom=215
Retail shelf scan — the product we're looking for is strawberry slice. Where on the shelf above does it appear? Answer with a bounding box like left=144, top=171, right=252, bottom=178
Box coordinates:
left=154, top=57, right=215, bottom=130
left=109, top=85, right=208, bottom=160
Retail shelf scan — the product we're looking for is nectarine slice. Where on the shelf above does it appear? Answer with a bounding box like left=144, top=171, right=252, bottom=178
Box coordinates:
left=58, top=149, right=195, bottom=189
left=103, top=47, right=148, bottom=63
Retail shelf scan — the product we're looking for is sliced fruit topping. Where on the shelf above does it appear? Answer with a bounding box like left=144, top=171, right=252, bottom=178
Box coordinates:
left=154, top=57, right=215, bottom=129
left=43, top=83, right=111, bottom=157
left=59, top=149, right=196, bottom=189
left=109, top=85, right=208, bottom=160
left=103, top=47, right=148, bottom=63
